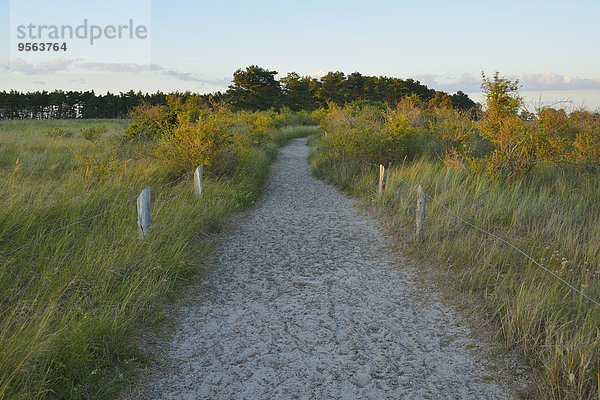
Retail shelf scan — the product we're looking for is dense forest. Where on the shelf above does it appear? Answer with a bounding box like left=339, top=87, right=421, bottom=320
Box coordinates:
left=0, top=66, right=476, bottom=119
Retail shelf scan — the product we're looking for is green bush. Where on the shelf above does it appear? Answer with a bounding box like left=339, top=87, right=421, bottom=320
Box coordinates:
left=125, top=103, right=177, bottom=140
left=154, top=107, right=236, bottom=174
left=80, top=125, right=107, bottom=143
left=127, top=99, right=318, bottom=176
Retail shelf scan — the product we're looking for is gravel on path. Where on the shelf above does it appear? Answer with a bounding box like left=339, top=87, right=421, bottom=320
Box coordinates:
left=120, top=138, right=516, bottom=399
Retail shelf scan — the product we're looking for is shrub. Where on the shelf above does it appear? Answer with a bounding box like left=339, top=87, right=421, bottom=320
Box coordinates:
left=125, top=103, right=177, bottom=141
left=314, top=102, right=424, bottom=166
left=381, top=105, right=424, bottom=163
left=46, top=127, right=71, bottom=138
left=427, top=107, right=475, bottom=156
left=80, top=125, right=107, bottom=143
left=73, top=150, right=113, bottom=181
left=151, top=105, right=289, bottom=176
left=476, top=73, right=530, bottom=176
left=568, top=109, right=600, bottom=168
left=572, top=126, right=600, bottom=168
left=154, top=108, right=235, bottom=174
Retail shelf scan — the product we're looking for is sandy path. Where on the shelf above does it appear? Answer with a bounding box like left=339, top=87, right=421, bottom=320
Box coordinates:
left=121, top=138, right=515, bottom=399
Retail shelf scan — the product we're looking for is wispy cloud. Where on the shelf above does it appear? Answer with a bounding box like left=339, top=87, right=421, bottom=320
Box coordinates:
left=5, top=58, right=220, bottom=85
left=521, top=73, right=600, bottom=91
left=201, top=77, right=232, bottom=87
left=152, top=66, right=230, bottom=87
left=9, top=58, right=74, bottom=74
left=77, top=62, right=153, bottom=73
left=161, top=69, right=202, bottom=82
left=414, top=72, right=600, bottom=93
left=454, top=73, right=481, bottom=90
left=414, top=72, right=481, bottom=93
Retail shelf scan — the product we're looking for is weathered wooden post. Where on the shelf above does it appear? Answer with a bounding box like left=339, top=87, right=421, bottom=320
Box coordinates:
left=416, top=185, right=425, bottom=241
left=137, top=186, right=151, bottom=240
left=378, top=164, right=387, bottom=196
left=194, top=165, right=203, bottom=197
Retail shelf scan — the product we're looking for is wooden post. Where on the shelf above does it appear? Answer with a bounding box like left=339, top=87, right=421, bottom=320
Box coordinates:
left=378, top=164, right=387, bottom=196
left=416, top=185, right=425, bottom=241
left=137, top=186, right=151, bottom=240
left=194, top=165, right=203, bottom=197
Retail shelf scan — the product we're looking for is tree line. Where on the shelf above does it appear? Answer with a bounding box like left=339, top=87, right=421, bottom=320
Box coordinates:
left=0, top=90, right=218, bottom=119
left=0, top=65, right=476, bottom=119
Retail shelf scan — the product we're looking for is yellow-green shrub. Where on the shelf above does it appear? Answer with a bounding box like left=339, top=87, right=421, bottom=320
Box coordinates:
left=154, top=107, right=236, bottom=174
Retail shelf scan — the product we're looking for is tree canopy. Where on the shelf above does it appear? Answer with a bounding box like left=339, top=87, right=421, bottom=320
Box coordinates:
left=0, top=66, right=477, bottom=119
left=227, top=65, right=282, bottom=111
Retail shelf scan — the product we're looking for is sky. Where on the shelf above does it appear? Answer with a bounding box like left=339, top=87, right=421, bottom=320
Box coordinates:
left=1, top=0, right=599, bottom=110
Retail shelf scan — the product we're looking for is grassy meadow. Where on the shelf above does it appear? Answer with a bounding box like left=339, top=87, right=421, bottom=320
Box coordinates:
left=0, top=112, right=318, bottom=399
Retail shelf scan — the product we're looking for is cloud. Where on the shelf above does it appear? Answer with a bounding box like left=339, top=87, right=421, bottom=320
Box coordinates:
left=6, top=58, right=215, bottom=84
left=412, top=73, right=438, bottom=84
left=521, top=72, right=600, bottom=91
left=75, top=62, right=221, bottom=84
left=412, top=72, right=600, bottom=94
left=160, top=72, right=231, bottom=88
left=9, top=58, right=74, bottom=74
left=454, top=72, right=481, bottom=90
left=201, top=77, right=232, bottom=87
left=149, top=65, right=226, bottom=85
left=308, top=70, right=327, bottom=78
left=161, top=69, right=202, bottom=82
left=78, top=62, right=210, bottom=84
left=413, top=72, right=481, bottom=93
left=5, top=58, right=255, bottom=90
left=77, top=62, right=152, bottom=73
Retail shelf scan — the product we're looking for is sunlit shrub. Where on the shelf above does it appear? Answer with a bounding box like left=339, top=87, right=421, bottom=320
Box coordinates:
left=427, top=107, right=475, bottom=156
left=572, top=126, right=600, bottom=168
left=125, top=103, right=177, bottom=140
left=148, top=103, right=310, bottom=176
left=568, top=109, right=600, bottom=168
left=154, top=107, right=236, bottom=174
left=315, top=102, right=425, bottom=166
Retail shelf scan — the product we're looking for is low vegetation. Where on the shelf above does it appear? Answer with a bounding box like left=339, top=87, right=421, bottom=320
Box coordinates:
left=0, top=106, right=317, bottom=398
left=309, top=73, right=600, bottom=399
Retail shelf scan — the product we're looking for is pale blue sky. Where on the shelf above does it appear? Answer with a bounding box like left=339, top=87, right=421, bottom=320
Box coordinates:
left=1, top=0, right=599, bottom=109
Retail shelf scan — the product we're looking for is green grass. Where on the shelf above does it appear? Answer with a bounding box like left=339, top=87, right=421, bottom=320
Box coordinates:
left=310, top=135, right=600, bottom=399
left=0, top=120, right=316, bottom=399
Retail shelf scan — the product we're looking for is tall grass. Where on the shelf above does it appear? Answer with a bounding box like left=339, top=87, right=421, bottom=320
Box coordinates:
left=0, top=118, right=317, bottom=399
left=310, top=136, right=600, bottom=399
